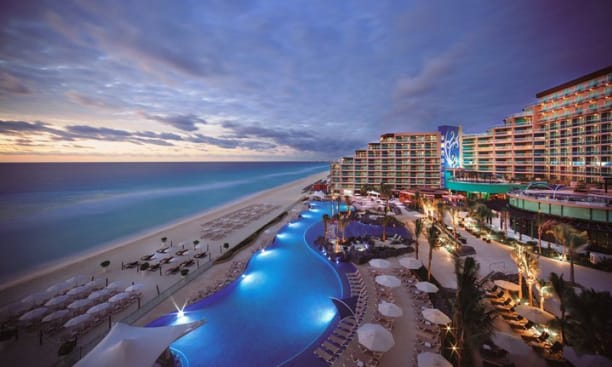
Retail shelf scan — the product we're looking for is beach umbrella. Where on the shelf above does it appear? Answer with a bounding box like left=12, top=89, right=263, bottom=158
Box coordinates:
left=356, top=323, right=395, bottom=352
left=422, top=308, right=451, bottom=325
left=399, top=257, right=423, bottom=270
left=67, top=299, right=92, bottom=310
left=369, top=259, right=391, bottom=269
left=125, top=283, right=145, bottom=294
left=64, top=314, right=91, bottom=328
left=21, top=291, right=48, bottom=307
left=67, top=285, right=90, bottom=297
left=491, top=332, right=531, bottom=356
left=86, top=302, right=111, bottom=315
left=378, top=301, right=403, bottom=318
left=46, top=282, right=70, bottom=296
left=85, top=279, right=105, bottom=290
left=375, top=275, right=402, bottom=288
left=0, top=302, right=30, bottom=319
left=42, top=309, right=71, bottom=323
left=65, top=275, right=88, bottom=287
left=515, top=305, right=555, bottom=324
left=88, top=289, right=112, bottom=301
left=417, top=352, right=452, bottom=367
left=19, top=307, right=48, bottom=321
left=494, top=280, right=520, bottom=292
left=106, top=280, right=124, bottom=290
left=108, top=292, right=131, bottom=304
left=45, top=295, right=70, bottom=307
left=416, top=281, right=439, bottom=293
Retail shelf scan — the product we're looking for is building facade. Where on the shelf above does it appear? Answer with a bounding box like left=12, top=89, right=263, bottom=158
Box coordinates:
left=330, top=66, right=612, bottom=194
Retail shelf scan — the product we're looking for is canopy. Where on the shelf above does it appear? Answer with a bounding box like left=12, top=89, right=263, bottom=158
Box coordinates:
left=378, top=301, right=403, bottom=318
left=375, top=275, right=401, bottom=288
left=417, top=352, right=452, bottom=367
left=399, top=257, right=423, bottom=270
left=19, top=307, right=48, bottom=321
left=330, top=296, right=358, bottom=320
left=416, top=281, right=439, bottom=293
left=515, top=305, right=555, bottom=324
left=42, top=309, right=70, bottom=323
left=45, top=295, right=70, bottom=307
left=356, top=323, right=394, bottom=352
left=369, top=259, right=391, bottom=269
left=125, top=284, right=145, bottom=294
left=494, top=280, right=520, bottom=292
left=76, top=321, right=204, bottom=367
left=421, top=308, right=451, bottom=325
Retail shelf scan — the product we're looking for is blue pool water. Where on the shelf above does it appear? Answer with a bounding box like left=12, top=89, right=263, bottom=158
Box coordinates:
left=148, top=201, right=347, bottom=367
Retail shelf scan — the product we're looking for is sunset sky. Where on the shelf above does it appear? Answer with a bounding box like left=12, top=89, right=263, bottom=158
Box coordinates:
left=1, top=0, right=611, bottom=162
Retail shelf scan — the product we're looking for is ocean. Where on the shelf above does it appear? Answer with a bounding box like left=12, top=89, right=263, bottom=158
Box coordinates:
left=0, top=162, right=328, bottom=284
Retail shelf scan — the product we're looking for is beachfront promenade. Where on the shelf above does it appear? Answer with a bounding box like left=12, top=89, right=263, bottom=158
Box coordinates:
left=0, top=172, right=327, bottom=366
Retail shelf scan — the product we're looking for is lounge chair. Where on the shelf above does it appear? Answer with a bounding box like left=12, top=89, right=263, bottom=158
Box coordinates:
left=194, top=252, right=207, bottom=259
left=491, top=298, right=512, bottom=306
left=314, top=347, right=335, bottom=364
left=322, top=341, right=341, bottom=354
left=328, top=334, right=348, bottom=346
left=124, top=261, right=139, bottom=269
left=140, top=253, right=155, bottom=261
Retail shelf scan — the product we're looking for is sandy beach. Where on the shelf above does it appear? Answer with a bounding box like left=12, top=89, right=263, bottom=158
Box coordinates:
left=0, top=171, right=327, bottom=366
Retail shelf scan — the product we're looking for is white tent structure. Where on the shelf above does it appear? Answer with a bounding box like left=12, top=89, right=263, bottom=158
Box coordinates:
left=309, top=191, right=326, bottom=200
left=75, top=320, right=204, bottom=367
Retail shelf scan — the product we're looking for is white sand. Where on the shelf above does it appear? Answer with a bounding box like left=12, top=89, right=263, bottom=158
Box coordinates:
left=0, top=171, right=326, bottom=366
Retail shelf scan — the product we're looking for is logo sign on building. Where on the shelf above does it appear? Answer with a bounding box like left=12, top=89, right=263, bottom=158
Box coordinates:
left=438, top=125, right=461, bottom=188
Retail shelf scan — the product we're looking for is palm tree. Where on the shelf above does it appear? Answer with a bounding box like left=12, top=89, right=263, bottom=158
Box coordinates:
left=414, top=218, right=423, bottom=260
left=379, top=181, right=392, bottom=213
left=436, top=199, right=446, bottom=224
left=322, top=214, right=330, bottom=241
left=549, top=272, right=570, bottom=344
left=537, top=218, right=556, bottom=256
left=522, top=250, right=539, bottom=305
left=565, top=288, right=612, bottom=358
left=547, top=223, right=589, bottom=284
left=414, top=191, right=422, bottom=211
left=381, top=214, right=394, bottom=241
left=469, top=203, right=493, bottom=231
left=452, top=256, right=496, bottom=367
left=426, top=224, right=440, bottom=281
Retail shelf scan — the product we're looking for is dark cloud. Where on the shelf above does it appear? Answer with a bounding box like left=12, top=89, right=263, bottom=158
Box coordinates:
left=0, top=71, right=31, bottom=95
left=142, top=112, right=206, bottom=132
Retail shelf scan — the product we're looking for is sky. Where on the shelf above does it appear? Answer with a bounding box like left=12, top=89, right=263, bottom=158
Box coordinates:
left=1, top=0, right=611, bottom=162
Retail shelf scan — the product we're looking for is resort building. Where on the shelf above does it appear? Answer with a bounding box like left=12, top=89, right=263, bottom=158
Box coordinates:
left=329, top=126, right=461, bottom=194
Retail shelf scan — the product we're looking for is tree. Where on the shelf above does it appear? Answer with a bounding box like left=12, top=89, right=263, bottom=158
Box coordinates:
left=322, top=214, right=330, bottom=241
left=381, top=215, right=394, bottom=241
left=360, top=184, right=375, bottom=196
left=469, top=203, right=492, bottom=231
left=549, top=272, right=569, bottom=344
left=414, top=218, right=423, bottom=261
left=379, top=181, right=392, bottom=213
left=452, top=257, right=496, bottom=367
left=435, top=199, right=446, bottom=224
left=547, top=223, right=589, bottom=284
left=414, top=191, right=422, bottom=211
left=512, top=247, right=539, bottom=305
left=565, top=288, right=612, bottom=358
left=426, top=224, right=440, bottom=281
left=537, top=219, right=556, bottom=256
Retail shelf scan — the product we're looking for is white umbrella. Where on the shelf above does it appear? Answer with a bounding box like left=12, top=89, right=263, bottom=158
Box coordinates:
left=66, top=285, right=90, bottom=297
left=563, top=346, right=612, bottom=367
left=399, top=257, right=423, bottom=270
left=67, top=299, right=92, bottom=310
left=369, top=258, right=391, bottom=269
left=42, top=309, right=71, bottom=323
left=85, top=279, right=105, bottom=290
left=64, top=314, right=91, bottom=328
left=416, top=281, right=439, bottom=293
left=108, top=292, right=131, bottom=304
left=65, top=275, right=88, bottom=287
left=356, top=323, right=395, bottom=352
left=378, top=301, right=403, bottom=318
left=21, top=292, right=48, bottom=307
left=106, top=280, right=124, bottom=290
left=375, top=275, right=402, bottom=288
left=18, top=307, right=48, bottom=321
left=46, top=282, right=70, bottom=296
left=417, top=352, right=452, bottom=367
left=422, top=308, right=451, bottom=325
left=515, top=305, right=555, bottom=324
left=45, top=295, right=70, bottom=307
left=125, top=283, right=145, bottom=293
left=494, top=280, right=520, bottom=292
left=86, top=302, right=111, bottom=315
left=88, top=289, right=112, bottom=301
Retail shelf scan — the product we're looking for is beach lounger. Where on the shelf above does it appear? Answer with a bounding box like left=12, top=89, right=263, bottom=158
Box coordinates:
left=156, top=247, right=170, bottom=253
left=314, top=347, right=335, bottom=364
left=491, top=298, right=512, bottom=306
left=124, top=261, right=139, bottom=269
left=328, top=334, right=348, bottom=346
left=333, top=328, right=352, bottom=338
left=322, top=341, right=341, bottom=354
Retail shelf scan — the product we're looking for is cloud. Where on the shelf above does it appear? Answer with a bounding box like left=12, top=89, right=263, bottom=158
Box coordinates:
left=66, top=91, right=115, bottom=109
left=141, top=112, right=206, bottom=132
left=0, top=71, right=31, bottom=95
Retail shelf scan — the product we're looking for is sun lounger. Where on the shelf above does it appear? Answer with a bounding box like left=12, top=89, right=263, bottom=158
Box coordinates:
left=165, top=264, right=182, bottom=275
left=333, top=328, right=352, bottom=338
left=491, top=298, right=512, bottom=306
left=194, top=252, right=207, bottom=259
left=328, top=334, right=348, bottom=346
left=314, top=347, right=335, bottom=364
left=322, top=341, right=341, bottom=354
left=156, top=247, right=170, bottom=253
left=124, top=261, right=139, bottom=269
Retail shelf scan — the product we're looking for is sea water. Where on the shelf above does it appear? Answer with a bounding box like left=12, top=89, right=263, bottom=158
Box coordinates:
left=0, top=162, right=328, bottom=284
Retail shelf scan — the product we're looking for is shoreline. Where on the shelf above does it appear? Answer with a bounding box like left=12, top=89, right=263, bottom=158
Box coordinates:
left=0, top=171, right=327, bottom=300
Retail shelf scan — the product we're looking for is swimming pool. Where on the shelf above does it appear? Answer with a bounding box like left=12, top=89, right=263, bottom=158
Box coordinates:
left=148, top=201, right=347, bottom=366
